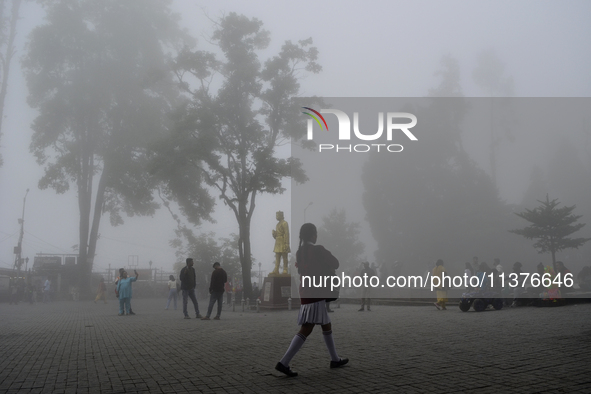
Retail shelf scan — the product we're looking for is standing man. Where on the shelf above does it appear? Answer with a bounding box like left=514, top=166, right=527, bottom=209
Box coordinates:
left=180, top=258, right=202, bottom=319
left=202, top=262, right=227, bottom=320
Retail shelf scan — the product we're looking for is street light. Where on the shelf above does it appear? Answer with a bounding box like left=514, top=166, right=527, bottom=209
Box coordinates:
left=14, top=189, right=29, bottom=276
left=258, top=262, right=262, bottom=286
left=303, top=201, right=313, bottom=223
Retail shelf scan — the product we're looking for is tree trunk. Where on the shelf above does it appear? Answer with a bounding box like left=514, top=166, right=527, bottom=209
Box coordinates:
left=87, top=167, right=108, bottom=274
left=238, top=206, right=253, bottom=300
left=77, top=147, right=93, bottom=294
left=489, top=96, right=497, bottom=187
left=77, top=183, right=91, bottom=293
left=0, top=0, right=21, bottom=167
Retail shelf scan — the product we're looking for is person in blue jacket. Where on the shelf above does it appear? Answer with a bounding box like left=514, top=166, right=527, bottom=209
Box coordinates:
left=117, top=269, right=138, bottom=316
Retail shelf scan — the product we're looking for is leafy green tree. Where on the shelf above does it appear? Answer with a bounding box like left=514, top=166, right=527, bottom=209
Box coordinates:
left=510, top=194, right=591, bottom=269
left=0, top=0, right=22, bottom=167
left=160, top=13, right=320, bottom=298
left=22, top=0, right=191, bottom=292
left=317, top=208, right=365, bottom=271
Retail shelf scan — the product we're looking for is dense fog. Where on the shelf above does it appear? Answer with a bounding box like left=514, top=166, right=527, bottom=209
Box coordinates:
left=0, top=1, right=590, bottom=284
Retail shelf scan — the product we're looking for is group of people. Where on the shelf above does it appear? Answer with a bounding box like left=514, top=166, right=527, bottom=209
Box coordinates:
left=9, top=278, right=51, bottom=305
left=165, top=258, right=229, bottom=321
left=102, top=260, right=229, bottom=320
left=432, top=256, right=576, bottom=310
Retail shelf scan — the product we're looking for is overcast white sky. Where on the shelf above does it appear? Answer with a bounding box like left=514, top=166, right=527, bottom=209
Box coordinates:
left=1, top=0, right=590, bottom=274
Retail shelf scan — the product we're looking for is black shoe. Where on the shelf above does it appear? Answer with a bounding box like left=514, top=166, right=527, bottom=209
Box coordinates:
left=128, top=312, right=136, bottom=315
left=275, top=362, right=298, bottom=377
left=358, top=308, right=364, bottom=311
left=330, top=358, right=349, bottom=369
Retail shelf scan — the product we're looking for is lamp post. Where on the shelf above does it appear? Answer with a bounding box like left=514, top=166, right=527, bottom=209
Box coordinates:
left=303, top=201, right=313, bottom=223
left=14, top=189, right=29, bottom=277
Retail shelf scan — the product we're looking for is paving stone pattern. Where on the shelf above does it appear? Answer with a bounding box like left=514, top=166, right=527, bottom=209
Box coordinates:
left=1, top=298, right=590, bottom=393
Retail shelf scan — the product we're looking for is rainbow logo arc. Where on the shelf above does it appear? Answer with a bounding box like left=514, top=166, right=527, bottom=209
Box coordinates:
left=302, top=107, right=328, bottom=131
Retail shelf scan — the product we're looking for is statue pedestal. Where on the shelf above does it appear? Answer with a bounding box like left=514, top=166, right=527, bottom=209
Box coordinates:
left=260, top=275, right=299, bottom=309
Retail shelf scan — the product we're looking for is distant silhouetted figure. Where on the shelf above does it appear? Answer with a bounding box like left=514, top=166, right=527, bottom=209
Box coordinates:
left=94, top=277, right=107, bottom=304
left=477, top=262, right=492, bottom=288
left=578, top=266, right=591, bottom=290
left=166, top=275, right=178, bottom=310
left=202, top=262, right=227, bottom=320
left=9, top=280, right=18, bottom=305
left=358, top=262, right=376, bottom=311
left=511, top=262, right=524, bottom=307
left=493, top=258, right=503, bottom=274
left=464, top=262, right=474, bottom=289
left=432, top=259, right=448, bottom=310
left=555, top=261, right=572, bottom=293
left=225, top=281, right=232, bottom=305
left=42, top=278, right=51, bottom=303
left=180, top=258, right=202, bottom=319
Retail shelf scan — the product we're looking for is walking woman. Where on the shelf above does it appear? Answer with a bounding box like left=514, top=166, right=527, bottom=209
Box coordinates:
left=275, top=223, right=348, bottom=377
left=165, top=275, right=178, bottom=310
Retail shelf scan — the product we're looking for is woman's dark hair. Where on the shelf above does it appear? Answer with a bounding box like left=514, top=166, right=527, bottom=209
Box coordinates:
left=296, top=223, right=317, bottom=262
left=299, top=223, right=317, bottom=247
left=169, top=275, right=175, bottom=281
left=436, top=259, right=444, bottom=266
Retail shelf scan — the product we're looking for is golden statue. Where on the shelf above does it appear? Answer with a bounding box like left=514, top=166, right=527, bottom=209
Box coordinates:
left=271, top=211, right=290, bottom=275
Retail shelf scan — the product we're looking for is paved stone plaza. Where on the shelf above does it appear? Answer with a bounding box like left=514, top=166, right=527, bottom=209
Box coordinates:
left=1, top=298, right=590, bottom=393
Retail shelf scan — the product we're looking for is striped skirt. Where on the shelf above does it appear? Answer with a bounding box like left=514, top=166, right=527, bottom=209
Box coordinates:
left=297, top=299, right=331, bottom=325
